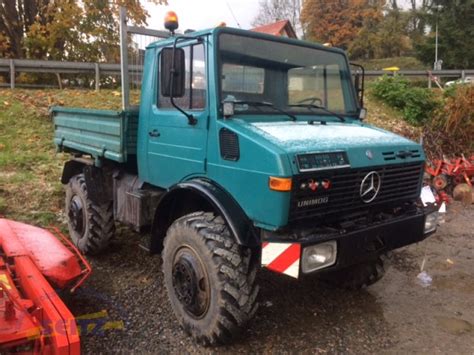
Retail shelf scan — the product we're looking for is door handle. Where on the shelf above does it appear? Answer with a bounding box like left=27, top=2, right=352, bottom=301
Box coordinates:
left=148, top=129, right=160, bottom=137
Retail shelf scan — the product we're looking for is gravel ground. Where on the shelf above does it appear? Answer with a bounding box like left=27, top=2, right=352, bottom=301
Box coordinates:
left=64, top=202, right=474, bottom=353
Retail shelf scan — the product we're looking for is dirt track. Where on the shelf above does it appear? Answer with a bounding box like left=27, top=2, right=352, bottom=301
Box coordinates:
left=64, top=202, right=474, bottom=353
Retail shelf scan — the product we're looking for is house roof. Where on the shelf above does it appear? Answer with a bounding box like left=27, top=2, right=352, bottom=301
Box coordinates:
left=251, top=20, right=297, bottom=38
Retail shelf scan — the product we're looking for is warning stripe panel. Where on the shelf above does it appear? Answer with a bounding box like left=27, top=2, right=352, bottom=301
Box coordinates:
left=261, top=243, right=292, bottom=266
left=261, top=242, right=301, bottom=278
left=267, top=243, right=300, bottom=273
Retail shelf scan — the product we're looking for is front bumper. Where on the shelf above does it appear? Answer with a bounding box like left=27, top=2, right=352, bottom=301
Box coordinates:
left=261, top=207, right=436, bottom=277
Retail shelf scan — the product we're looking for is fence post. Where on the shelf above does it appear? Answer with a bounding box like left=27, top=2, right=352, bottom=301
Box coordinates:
left=95, top=63, right=100, bottom=91
left=461, top=70, right=465, bottom=80
left=9, top=59, right=15, bottom=89
left=119, top=7, right=130, bottom=110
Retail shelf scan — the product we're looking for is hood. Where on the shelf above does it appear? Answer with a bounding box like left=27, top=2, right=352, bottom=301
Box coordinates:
left=238, top=120, right=424, bottom=169
left=248, top=121, right=416, bottom=152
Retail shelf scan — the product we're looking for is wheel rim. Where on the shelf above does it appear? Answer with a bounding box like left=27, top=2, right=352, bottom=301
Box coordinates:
left=69, top=195, right=85, bottom=237
left=172, top=247, right=210, bottom=318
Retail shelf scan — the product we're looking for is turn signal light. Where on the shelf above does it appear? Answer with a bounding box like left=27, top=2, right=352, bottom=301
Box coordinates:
left=164, top=11, right=179, bottom=33
left=269, top=177, right=292, bottom=192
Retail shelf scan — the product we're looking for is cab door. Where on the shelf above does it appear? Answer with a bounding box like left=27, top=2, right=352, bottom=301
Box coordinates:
left=146, top=41, right=208, bottom=188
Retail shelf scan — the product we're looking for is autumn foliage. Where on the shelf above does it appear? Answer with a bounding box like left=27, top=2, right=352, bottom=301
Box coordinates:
left=301, top=0, right=384, bottom=50
left=0, top=0, right=166, bottom=62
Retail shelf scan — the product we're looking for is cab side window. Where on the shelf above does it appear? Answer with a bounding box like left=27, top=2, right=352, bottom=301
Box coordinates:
left=159, top=43, right=207, bottom=110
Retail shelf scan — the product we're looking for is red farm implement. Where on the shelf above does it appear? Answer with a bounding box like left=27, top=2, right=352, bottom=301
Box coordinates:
left=426, top=155, right=474, bottom=191
left=0, top=219, right=91, bottom=354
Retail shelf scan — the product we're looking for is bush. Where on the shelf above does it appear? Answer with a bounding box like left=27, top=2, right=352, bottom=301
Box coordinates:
left=423, top=86, right=474, bottom=158
left=371, top=75, right=440, bottom=126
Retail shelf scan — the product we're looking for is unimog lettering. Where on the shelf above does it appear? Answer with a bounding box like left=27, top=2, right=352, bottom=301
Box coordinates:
left=297, top=196, right=329, bottom=207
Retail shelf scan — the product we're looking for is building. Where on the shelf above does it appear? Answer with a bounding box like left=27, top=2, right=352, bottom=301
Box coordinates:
left=251, top=20, right=297, bottom=39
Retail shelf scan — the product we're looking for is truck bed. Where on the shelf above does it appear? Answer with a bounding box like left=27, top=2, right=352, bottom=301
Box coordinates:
left=52, top=107, right=138, bottom=163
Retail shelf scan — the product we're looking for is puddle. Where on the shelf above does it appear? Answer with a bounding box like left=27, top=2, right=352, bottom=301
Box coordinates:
left=432, top=273, right=474, bottom=294
left=436, top=316, right=473, bottom=335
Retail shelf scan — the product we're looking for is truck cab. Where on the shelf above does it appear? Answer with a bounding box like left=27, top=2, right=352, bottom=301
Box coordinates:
left=53, top=24, right=438, bottom=346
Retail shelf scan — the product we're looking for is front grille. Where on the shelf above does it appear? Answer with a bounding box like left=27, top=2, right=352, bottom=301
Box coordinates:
left=289, top=162, right=424, bottom=223
left=383, top=149, right=421, bottom=161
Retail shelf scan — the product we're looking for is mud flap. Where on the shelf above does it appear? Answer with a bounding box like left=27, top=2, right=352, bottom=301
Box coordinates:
left=84, top=165, right=112, bottom=204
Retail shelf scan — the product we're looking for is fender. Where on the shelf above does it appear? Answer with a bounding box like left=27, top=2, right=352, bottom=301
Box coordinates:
left=61, top=160, right=86, bottom=184
left=61, top=160, right=112, bottom=204
left=150, top=179, right=259, bottom=253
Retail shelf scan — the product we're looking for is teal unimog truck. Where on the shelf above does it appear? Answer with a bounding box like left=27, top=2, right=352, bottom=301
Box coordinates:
left=52, top=18, right=438, bottom=345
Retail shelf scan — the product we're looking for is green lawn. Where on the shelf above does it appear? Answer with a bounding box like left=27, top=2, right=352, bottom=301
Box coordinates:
left=0, top=89, right=125, bottom=226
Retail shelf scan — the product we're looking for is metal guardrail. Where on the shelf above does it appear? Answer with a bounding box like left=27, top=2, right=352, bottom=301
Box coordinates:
left=0, top=58, right=120, bottom=90
left=1, top=57, right=473, bottom=90
left=365, top=69, right=474, bottom=77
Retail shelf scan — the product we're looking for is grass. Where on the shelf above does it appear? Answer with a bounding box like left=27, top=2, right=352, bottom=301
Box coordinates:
left=0, top=89, right=126, bottom=227
left=0, top=88, right=417, bottom=228
left=0, top=94, right=62, bottom=226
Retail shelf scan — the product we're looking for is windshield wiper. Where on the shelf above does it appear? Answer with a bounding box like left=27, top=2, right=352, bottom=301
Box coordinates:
left=233, top=100, right=297, bottom=121
left=288, top=104, right=346, bottom=122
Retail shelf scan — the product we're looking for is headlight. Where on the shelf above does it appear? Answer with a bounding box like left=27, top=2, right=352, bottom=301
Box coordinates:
left=301, top=241, right=337, bottom=273
left=424, top=211, right=438, bottom=234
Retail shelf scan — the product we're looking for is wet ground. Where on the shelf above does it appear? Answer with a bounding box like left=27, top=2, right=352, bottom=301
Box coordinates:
left=65, top=202, right=473, bottom=353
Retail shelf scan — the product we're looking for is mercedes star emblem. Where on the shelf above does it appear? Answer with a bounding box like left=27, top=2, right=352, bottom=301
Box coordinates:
left=360, top=171, right=381, bottom=203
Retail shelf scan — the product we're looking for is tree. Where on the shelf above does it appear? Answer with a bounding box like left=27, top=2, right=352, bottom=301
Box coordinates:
left=0, top=0, right=165, bottom=61
left=348, top=12, right=383, bottom=59
left=301, top=0, right=384, bottom=51
left=415, top=0, right=474, bottom=69
left=407, top=0, right=432, bottom=39
left=252, top=0, right=304, bottom=36
left=373, top=6, right=412, bottom=58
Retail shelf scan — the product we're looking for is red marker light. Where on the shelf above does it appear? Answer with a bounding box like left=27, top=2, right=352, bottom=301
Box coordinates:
left=309, top=180, right=319, bottom=191
left=321, top=179, right=331, bottom=189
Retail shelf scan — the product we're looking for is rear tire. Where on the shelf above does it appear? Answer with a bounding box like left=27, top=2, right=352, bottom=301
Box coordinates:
left=65, top=174, right=115, bottom=255
left=320, top=255, right=389, bottom=290
left=162, top=212, right=259, bottom=346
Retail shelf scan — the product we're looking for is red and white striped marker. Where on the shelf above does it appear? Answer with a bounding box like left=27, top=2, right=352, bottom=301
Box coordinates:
left=261, top=242, right=301, bottom=278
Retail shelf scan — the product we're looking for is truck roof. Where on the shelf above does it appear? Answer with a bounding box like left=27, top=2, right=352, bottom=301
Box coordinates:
left=145, top=27, right=346, bottom=56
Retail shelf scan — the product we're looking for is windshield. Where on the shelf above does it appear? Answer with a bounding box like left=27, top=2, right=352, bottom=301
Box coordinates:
left=218, top=33, right=358, bottom=118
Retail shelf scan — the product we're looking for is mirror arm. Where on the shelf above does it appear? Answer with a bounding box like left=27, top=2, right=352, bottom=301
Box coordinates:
left=350, top=62, right=365, bottom=108
left=169, top=36, right=197, bottom=125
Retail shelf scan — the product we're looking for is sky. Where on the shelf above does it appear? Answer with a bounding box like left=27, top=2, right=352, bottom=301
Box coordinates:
left=143, top=0, right=261, bottom=33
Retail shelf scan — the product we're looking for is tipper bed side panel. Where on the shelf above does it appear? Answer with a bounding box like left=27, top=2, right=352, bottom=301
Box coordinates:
left=52, top=107, right=138, bottom=163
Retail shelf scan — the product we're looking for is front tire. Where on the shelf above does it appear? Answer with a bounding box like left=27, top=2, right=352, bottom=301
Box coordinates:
left=65, top=174, right=115, bottom=255
left=162, top=212, right=259, bottom=345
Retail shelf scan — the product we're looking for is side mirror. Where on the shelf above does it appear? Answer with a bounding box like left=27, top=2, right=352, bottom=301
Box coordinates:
left=161, top=47, right=185, bottom=97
